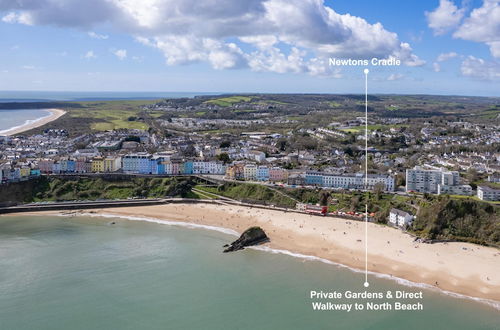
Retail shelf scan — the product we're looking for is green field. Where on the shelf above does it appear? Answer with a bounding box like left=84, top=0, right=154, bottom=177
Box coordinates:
left=385, top=105, right=399, bottom=111
left=68, top=100, right=154, bottom=131
left=327, top=101, right=341, bottom=107
left=204, top=96, right=253, bottom=107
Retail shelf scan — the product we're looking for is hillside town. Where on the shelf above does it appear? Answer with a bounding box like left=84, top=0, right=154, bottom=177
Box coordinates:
left=1, top=117, right=499, bottom=203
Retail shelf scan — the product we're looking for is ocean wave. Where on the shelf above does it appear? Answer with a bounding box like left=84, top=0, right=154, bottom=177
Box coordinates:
left=64, top=212, right=240, bottom=236
left=0, top=110, right=52, bottom=134
left=55, top=212, right=500, bottom=311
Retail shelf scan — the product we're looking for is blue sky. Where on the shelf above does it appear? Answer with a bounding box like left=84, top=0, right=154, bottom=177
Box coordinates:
left=0, top=0, right=498, bottom=96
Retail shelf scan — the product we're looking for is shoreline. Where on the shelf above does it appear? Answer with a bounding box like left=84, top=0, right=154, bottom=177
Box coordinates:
left=10, top=203, right=500, bottom=307
left=0, top=108, right=66, bottom=136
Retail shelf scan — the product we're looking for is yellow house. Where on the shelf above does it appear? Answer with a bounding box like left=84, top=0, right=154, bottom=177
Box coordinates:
left=19, top=167, right=31, bottom=177
left=91, top=157, right=104, bottom=173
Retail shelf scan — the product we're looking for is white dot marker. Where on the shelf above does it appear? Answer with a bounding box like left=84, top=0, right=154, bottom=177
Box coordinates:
left=364, top=282, right=369, bottom=288
left=364, top=68, right=369, bottom=75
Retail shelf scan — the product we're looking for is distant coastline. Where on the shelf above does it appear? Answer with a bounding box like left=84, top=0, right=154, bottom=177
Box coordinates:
left=0, top=109, right=66, bottom=136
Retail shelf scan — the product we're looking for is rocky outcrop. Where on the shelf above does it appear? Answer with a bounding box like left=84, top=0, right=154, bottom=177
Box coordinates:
left=223, top=227, right=269, bottom=253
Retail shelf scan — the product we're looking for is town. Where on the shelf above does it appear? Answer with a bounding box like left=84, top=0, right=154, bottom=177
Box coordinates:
left=0, top=94, right=499, bottom=236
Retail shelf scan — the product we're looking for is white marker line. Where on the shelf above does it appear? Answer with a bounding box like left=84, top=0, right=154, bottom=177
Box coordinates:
left=363, top=68, right=369, bottom=288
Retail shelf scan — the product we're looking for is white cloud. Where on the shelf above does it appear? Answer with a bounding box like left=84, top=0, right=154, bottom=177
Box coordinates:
left=433, top=62, right=441, bottom=72
left=425, top=0, right=465, bottom=35
left=387, top=73, right=404, bottom=81
left=436, top=52, right=458, bottom=62
left=112, top=49, right=127, bottom=60
left=0, top=0, right=424, bottom=75
left=88, top=31, right=109, bottom=39
left=460, top=55, right=500, bottom=80
left=84, top=50, right=97, bottom=59
left=1, top=11, right=32, bottom=24
left=22, top=65, right=35, bottom=70
left=453, top=0, right=500, bottom=58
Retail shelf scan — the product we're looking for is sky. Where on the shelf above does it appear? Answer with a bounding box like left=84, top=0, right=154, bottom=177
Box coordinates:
left=0, top=0, right=499, bottom=96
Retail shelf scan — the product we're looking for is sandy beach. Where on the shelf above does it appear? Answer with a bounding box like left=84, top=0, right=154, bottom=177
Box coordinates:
left=1, top=108, right=66, bottom=136
left=21, top=203, right=500, bottom=303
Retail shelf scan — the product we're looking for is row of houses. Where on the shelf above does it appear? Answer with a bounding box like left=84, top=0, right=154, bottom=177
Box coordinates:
left=122, top=154, right=226, bottom=175
left=38, top=157, right=122, bottom=174
left=225, top=163, right=289, bottom=182
left=225, top=164, right=396, bottom=192
left=36, top=154, right=227, bottom=176
left=305, top=171, right=395, bottom=192
left=0, top=163, right=41, bottom=184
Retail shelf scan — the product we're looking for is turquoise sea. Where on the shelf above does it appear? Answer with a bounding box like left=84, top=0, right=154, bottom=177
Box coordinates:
left=0, top=215, right=498, bottom=330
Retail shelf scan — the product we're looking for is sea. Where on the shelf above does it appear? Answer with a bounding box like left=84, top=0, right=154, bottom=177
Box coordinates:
left=0, top=215, right=498, bottom=330
left=0, top=109, right=52, bottom=134
left=0, top=91, right=221, bottom=102
left=0, top=91, right=221, bottom=133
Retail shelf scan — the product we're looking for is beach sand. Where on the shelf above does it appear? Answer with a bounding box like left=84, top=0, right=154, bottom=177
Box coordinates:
left=22, top=203, right=500, bottom=303
left=2, top=108, right=66, bottom=136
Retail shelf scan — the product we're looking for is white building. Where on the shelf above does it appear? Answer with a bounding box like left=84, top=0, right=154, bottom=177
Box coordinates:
left=192, top=161, right=225, bottom=174
left=243, top=164, right=257, bottom=181
left=477, top=186, right=500, bottom=201
left=388, top=209, right=414, bottom=228
left=487, top=173, right=500, bottom=183
left=306, top=172, right=395, bottom=192
left=406, top=166, right=461, bottom=194
left=437, top=184, right=473, bottom=196
left=244, top=150, right=266, bottom=163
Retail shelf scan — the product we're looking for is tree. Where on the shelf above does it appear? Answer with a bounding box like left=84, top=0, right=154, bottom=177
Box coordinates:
left=220, top=141, right=231, bottom=148
left=217, top=153, right=230, bottom=164
left=350, top=195, right=361, bottom=211
left=396, top=173, right=406, bottom=187
left=276, top=138, right=288, bottom=151
left=343, top=146, right=354, bottom=157
left=319, top=190, right=330, bottom=206
left=373, top=182, right=385, bottom=199
left=182, top=145, right=197, bottom=157
left=466, top=168, right=479, bottom=183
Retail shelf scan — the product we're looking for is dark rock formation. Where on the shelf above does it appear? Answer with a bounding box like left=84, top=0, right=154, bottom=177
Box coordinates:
left=223, top=226, right=269, bottom=253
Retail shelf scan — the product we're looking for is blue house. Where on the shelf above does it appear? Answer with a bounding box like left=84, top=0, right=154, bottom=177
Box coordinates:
left=184, top=161, right=194, bottom=174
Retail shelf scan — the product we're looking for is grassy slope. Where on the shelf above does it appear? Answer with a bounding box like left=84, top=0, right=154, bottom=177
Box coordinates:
left=0, top=176, right=196, bottom=203
left=195, top=183, right=297, bottom=208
